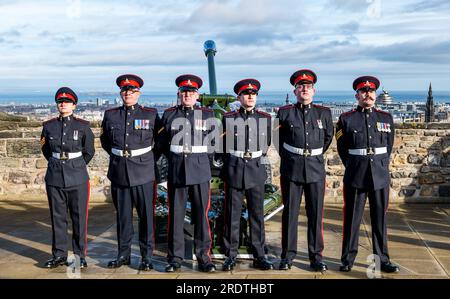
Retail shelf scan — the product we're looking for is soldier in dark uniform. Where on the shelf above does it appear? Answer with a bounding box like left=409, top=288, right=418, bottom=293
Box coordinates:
left=100, top=74, right=161, bottom=271
left=221, top=79, right=274, bottom=271
left=40, top=87, right=95, bottom=269
left=336, top=76, right=399, bottom=273
left=277, top=70, right=334, bottom=272
left=158, top=74, right=216, bottom=273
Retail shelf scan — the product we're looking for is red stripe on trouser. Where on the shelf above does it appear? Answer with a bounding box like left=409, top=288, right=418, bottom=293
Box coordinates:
left=223, top=182, right=228, bottom=250
left=342, top=184, right=346, bottom=248
left=84, top=181, right=91, bottom=257
left=280, top=177, right=286, bottom=252
left=205, top=185, right=212, bottom=260
left=166, top=184, right=171, bottom=243
left=320, top=179, right=325, bottom=256
left=153, top=181, right=157, bottom=245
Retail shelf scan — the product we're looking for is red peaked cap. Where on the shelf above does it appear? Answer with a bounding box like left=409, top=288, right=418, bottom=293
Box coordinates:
left=55, top=87, right=78, bottom=104
left=233, top=78, right=261, bottom=95
left=353, top=76, right=380, bottom=91
left=290, top=69, right=317, bottom=86
left=116, top=74, right=144, bottom=89
left=176, top=74, right=203, bottom=91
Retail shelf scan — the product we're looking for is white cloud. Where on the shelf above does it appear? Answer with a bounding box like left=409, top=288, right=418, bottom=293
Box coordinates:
left=0, top=0, right=449, bottom=92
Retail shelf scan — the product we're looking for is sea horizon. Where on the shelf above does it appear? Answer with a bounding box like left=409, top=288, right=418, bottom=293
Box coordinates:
left=0, top=90, right=448, bottom=105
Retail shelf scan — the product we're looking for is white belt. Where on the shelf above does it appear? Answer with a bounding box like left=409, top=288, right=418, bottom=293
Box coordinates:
left=111, top=146, right=152, bottom=157
left=348, top=147, right=387, bottom=156
left=52, top=152, right=82, bottom=160
left=170, top=145, right=208, bottom=154
left=283, top=143, right=323, bottom=156
left=229, top=150, right=263, bottom=159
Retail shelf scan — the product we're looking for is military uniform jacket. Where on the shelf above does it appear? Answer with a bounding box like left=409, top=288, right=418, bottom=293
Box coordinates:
left=336, top=106, right=395, bottom=190
left=41, top=115, right=95, bottom=188
left=220, top=107, right=272, bottom=189
left=277, top=103, right=334, bottom=183
left=158, top=105, right=216, bottom=186
left=100, top=104, right=161, bottom=187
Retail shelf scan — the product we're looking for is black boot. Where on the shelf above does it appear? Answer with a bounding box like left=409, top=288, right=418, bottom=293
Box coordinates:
left=44, top=256, right=68, bottom=269
left=107, top=256, right=131, bottom=268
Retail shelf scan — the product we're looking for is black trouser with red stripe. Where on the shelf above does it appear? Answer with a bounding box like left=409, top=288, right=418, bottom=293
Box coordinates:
left=280, top=177, right=325, bottom=263
left=223, top=183, right=266, bottom=259
left=46, top=182, right=90, bottom=259
left=111, top=181, right=156, bottom=259
left=167, top=181, right=212, bottom=265
left=341, top=185, right=390, bottom=266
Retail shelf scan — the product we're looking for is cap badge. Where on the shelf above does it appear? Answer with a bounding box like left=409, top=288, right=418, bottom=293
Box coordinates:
left=187, top=80, right=192, bottom=86
left=365, top=81, right=370, bottom=86
left=248, top=84, right=253, bottom=89
left=125, top=78, right=130, bottom=84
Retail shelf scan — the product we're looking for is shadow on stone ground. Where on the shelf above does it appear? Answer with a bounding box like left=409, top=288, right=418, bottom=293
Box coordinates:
left=0, top=202, right=449, bottom=279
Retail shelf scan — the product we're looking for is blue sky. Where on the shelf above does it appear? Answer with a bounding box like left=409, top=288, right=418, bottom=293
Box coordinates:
left=0, top=0, right=449, bottom=93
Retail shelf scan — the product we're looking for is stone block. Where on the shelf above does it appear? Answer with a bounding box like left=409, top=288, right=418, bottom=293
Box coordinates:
left=6, top=139, right=41, bottom=158
left=407, top=154, right=425, bottom=164
left=0, top=131, right=22, bottom=138
left=35, top=159, right=48, bottom=169
left=418, top=174, right=445, bottom=185
left=7, top=171, right=32, bottom=184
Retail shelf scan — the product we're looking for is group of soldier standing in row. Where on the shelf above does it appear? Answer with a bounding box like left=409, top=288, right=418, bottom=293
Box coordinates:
left=39, top=69, right=399, bottom=274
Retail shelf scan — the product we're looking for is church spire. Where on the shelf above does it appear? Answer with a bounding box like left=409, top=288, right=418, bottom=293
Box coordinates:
left=425, top=82, right=434, bottom=123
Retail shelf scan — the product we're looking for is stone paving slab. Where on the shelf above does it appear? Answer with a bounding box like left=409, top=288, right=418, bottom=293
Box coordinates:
left=0, top=202, right=449, bottom=279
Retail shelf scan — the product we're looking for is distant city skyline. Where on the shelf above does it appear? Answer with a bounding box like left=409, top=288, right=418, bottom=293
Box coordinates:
left=0, top=0, right=449, bottom=92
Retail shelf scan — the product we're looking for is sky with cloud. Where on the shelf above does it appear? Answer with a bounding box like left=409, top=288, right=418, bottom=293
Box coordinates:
left=0, top=0, right=449, bottom=93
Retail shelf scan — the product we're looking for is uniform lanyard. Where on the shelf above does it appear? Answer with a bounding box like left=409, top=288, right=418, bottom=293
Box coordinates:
left=364, top=110, right=371, bottom=149
left=302, top=107, right=308, bottom=150
left=60, top=118, right=65, bottom=148
left=244, top=112, right=249, bottom=152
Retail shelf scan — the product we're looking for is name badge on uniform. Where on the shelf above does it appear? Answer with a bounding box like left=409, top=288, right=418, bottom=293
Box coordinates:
left=195, top=119, right=207, bottom=131
left=135, top=119, right=150, bottom=130
left=73, top=130, right=79, bottom=141
left=377, top=122, right=391, bottom=133
left=317, top=119, right=323, bottom=129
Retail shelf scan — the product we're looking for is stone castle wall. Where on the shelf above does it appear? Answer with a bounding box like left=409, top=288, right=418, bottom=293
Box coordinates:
left=1, top=115, right=449, bottom=203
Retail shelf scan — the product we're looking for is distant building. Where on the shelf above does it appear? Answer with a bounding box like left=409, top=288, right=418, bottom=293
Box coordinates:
left=377, top=88, right=394, bottom=105
left=425, top=83, right=435, bottom=123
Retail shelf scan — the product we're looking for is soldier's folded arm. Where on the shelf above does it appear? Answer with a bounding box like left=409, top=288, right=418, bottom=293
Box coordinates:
left=100, top=117, right=111, bottom=155
left=155, top=113, right=170, bottom=158
left=335, top=116, right=348, bottom=165
left=40, top=127, right=52, bottom=161
left=264, top=115, right=272, bottom=155
left=82, top=124, right=95, bottom=164
left=206, top=110, right=216, bottom=162
left=387, top=114, right=395, bottom=155
left=323, top=109, right=334, bottom=153
left=152, top=113, right=164, bottom=161
left=274, top=110, right=284, bottom=154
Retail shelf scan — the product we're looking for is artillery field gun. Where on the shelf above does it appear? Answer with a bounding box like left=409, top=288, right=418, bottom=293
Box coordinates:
left=155, top=40, right=282, bottom=258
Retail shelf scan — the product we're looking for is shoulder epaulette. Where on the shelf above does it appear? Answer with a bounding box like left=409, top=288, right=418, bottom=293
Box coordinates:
left=313, top=104, right=330, bottom=110
left=142, top=106, right=157, bottom=113
left=375, top=108, right=392, bottom=116
left=256, top=110, right=271, bottom=117
left=42, top=117, right=57, bottom=126
left=105, top=106, right=121, bottom=112
left=196, top=106, right=213, bottom=112
left=341, top=109, right=356, bottom=117
left=224, top=111, right=239, bottom=117
left=278, top=104, right=295, bottom=111
left=164, top=106, right=177, bottom=112
left=73, top=117, right=90, bottom=125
